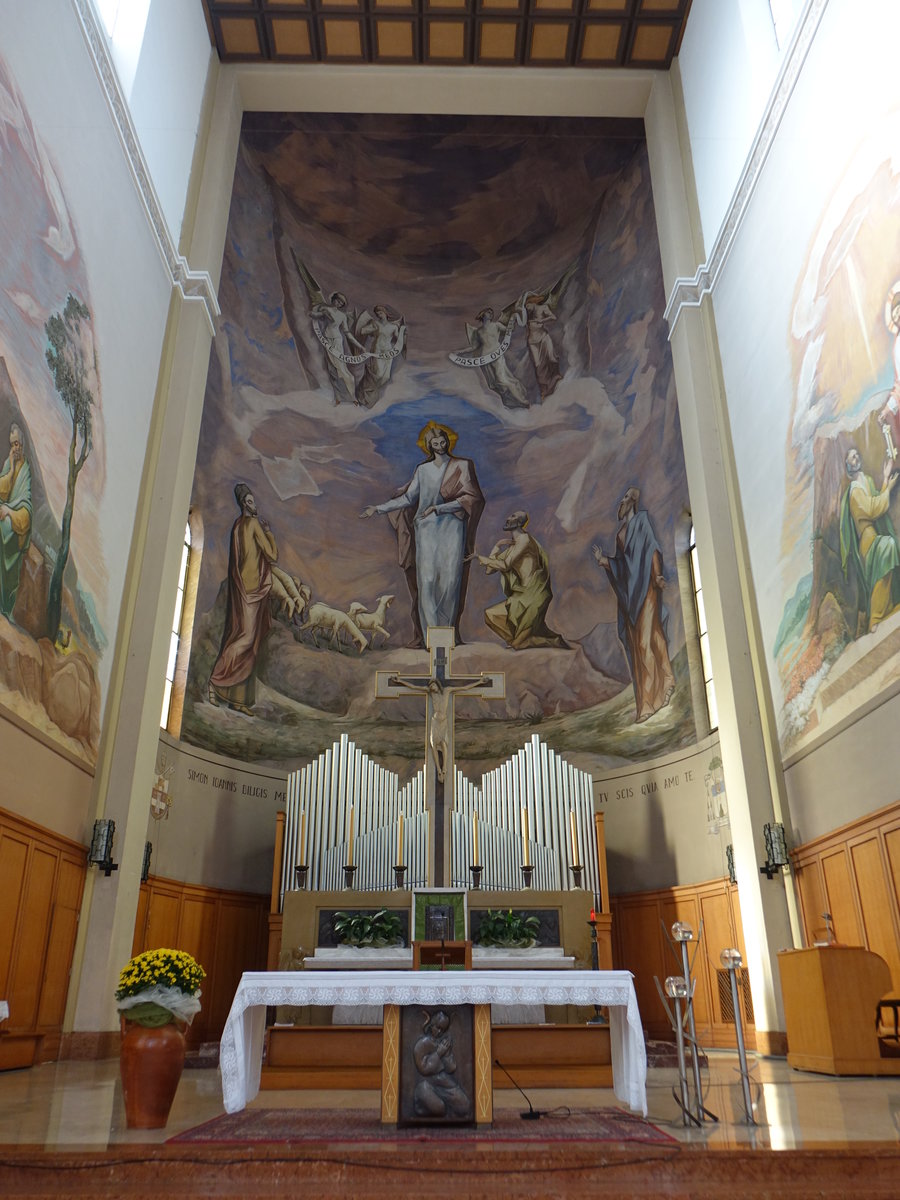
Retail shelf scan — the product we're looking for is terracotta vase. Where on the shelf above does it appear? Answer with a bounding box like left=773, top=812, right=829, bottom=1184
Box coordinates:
left=119, top=1018, right=186, bottom=1129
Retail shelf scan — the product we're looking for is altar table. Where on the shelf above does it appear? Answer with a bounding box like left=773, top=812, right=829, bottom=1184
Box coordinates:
left=219, top=969, right=647, bottom=1115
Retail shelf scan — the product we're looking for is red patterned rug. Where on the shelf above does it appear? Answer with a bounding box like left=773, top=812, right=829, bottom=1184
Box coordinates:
left=168, top=1106, right=676, bottom=1146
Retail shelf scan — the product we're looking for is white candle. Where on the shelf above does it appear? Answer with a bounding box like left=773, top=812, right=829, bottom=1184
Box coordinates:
left=473, top=811, right=479, bottom=867
left=347, top=806, right=355, bottom=866
left=397, top=813, right=404, bottom=864
left=522, top=807, right=530, bottom=867
left=570, top=810, right=579, bottom=867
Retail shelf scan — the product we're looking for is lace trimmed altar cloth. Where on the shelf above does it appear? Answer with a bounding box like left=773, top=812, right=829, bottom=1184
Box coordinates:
left=219, top=969, right=647, bottom=1115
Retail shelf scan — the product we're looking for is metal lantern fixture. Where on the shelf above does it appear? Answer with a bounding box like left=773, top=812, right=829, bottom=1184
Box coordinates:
left=760, top=821, right=789, bottom=878
left=141, top=841, right=153, bottom=884
left=725, top=843, right=737, bottom=886
left=88, top=819, right=118, bottom=877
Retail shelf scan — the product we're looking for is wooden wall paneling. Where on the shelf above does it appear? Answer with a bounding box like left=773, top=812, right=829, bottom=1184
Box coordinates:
left=696, top=887, right=737, bottom=1031
left=131, top=884, right=150, bottom=957
left=849, top=836, right=900, bottom=991
left=794, top=857, right=828, bottom=944
left=8, top=846, right=57, bottom=1032
left=177, top=894, right=220, bottom=1044
left=205, top=900, right=267, bottom=1035
left=820, top=849, right=863, bottom=946
left=614, top=899, right=668, bottom=1037
left=0, top=833, right=29, bottom=1006
left=885, top=827, right=900, bottom=940
left=660, top=895, right=712, bottom=1033
left=144, top=885, right=183, bottom=953
left=35, top=855, right=86, bottom=1056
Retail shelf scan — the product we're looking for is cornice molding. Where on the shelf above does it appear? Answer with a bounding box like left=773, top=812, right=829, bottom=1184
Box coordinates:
left=70, top=0, right=220, bottom=335
left=664, top=0, right=829, bottom=334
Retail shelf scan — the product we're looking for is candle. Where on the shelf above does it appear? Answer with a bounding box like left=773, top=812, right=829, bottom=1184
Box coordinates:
left=347, top=805, right=355, bottom=866
left=473, top=811, right=480, bottom=867
left=299, top=809, right=307, bottom=864
left=522, top=807, right=530, bottom=867
left=570, top=810, right=579, bottom=866
left=590, top=908, right=596, bottom=922
left=397, top=813, right=404, bottom=864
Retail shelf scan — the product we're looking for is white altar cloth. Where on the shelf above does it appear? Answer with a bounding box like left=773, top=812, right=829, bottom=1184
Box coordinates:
left=219, top=969, right=647, bottom=1115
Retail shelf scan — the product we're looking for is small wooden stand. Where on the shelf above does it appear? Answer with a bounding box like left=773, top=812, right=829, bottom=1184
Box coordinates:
left=413, top=940, right=472, bottom=970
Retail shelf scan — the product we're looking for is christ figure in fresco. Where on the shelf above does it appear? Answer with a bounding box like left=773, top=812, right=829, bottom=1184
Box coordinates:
left=592, top=486, right=675, bottom=723
left=361, top=422, right=484, bottom=648
left=208, top=483, right=277, bottom=714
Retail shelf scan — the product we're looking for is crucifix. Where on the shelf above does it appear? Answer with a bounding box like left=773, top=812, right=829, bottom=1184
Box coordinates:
left=376, top=627, right=504, bottom=886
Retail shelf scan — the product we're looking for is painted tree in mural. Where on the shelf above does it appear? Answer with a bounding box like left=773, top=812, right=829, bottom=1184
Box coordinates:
left=44, top=293, right=94, bottom=641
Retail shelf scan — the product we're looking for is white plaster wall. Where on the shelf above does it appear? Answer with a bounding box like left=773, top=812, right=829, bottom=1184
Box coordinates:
left=677, top=0, right=795, bottom=254
left=149, top=733, right=286, bottom=893
left=127, top=0, right=214, bottom=247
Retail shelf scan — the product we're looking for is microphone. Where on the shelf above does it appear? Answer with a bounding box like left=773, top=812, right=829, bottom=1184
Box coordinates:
left=493, top=1057, right=544, bottom=1119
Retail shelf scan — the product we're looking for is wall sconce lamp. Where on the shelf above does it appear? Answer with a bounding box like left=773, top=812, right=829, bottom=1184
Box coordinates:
left=759, top=821, right=789, bottom=879
left=725, top=844, right=737, bottom=886
left=141, top=841, right=153, bottom=884
left=88, top=819, right=118, bottom=877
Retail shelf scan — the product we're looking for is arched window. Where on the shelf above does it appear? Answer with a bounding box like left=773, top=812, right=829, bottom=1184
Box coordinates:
left=160, top=511, right=203, bottom=735
left=689, top=524, right=718, bottom=732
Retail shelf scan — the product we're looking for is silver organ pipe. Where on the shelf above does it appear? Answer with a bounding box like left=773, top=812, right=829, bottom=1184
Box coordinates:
left=281, top=733, right=601, bottom=906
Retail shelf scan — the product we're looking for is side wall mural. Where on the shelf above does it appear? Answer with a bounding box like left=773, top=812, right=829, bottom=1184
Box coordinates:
left=0, top=56, right=105, bottom=763
left=183, top=114, right=698, bottom=773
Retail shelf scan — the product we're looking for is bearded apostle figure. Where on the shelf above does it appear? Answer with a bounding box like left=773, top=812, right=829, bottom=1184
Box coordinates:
left=361, top=422, right=484, bottom=648
left=592, top=487, right=675, bottom=723
left=208, top=483, right=277, bottom=714
left=0, top=423, right=32, bottom=620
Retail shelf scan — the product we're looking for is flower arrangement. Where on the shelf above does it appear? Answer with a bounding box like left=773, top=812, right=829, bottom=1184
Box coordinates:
left=116, top=948, right=205, bottom=1028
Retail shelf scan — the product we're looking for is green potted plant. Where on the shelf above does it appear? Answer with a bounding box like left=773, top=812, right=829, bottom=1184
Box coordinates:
left=473, top=909, right=541, bottom=949
left=115, top=948, right=205, bottom=1129
left=332, top=908, right=404, bottom=947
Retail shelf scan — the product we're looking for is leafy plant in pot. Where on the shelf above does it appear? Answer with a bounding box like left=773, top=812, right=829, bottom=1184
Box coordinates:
left=333, top=908, right=404, bottom=948
left=115, top=948, right=205, bottom=1128
left=474, top=908, right=541, bottom=949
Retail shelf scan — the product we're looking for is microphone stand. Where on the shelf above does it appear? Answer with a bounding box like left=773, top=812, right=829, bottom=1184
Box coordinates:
left=494, top=1057, right=544, bottom=1120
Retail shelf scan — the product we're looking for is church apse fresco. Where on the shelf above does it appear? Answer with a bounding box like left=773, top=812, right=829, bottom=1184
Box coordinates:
left=0, top=56, right=106, bottom=765
left=182, top=114, right=697, bottom=772
left=775, top=109, right=900, bottom=752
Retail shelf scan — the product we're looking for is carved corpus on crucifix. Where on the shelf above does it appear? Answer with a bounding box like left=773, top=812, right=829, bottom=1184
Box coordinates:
left=376, top=627, right=504, bottom=886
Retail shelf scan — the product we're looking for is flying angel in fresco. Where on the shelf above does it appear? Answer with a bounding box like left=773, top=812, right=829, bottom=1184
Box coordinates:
left=292, top=252, right=406, bottom=407
left=355, top=304, right=407, bottom=408
left=523, top=262, right=577, bottom=401
left=449, top=294, right=529, bottom=409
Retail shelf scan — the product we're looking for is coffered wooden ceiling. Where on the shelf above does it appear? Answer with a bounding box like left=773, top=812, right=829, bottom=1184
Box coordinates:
left=201, top=0, right=692, bottom=70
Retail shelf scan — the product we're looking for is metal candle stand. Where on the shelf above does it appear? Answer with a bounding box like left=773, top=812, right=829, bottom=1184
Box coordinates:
left=655, top=921, right=718, bottom=1127
left=521, top=864, right=534, bottom=889
left=720, top=948, right=757, bottom=1125
left=570, top=864, right=584, bottom=888
left=469, top=865, right=483, bottom=890
left=342, top=864, right=357, bottom=889
left=294, top=864, right=309, bottom=890
left=393, top=864, right=407, bottom=889
left=587, top=917, right=608, bottom=1025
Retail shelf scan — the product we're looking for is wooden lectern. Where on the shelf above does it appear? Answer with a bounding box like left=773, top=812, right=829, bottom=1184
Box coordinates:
left=778, top=945, right=900, bottom=1075
left=413, top=941, right=472, bottom=970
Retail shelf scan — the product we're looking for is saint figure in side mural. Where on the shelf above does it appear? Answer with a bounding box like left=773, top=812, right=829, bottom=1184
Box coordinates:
left=449, top=297, right=528, bottom=409
left=361, top=422, right=484, bottom=648
left=592, top=486, right=675, bottom=723
left=291, top=252, right=364, bottom=405
left=478, top=510, right=567, bottom=650
left=839, top=445, right=900, bottom=633
left=877, top=283, right=900, bottom=459
left=208, top=483, right=278, bottom=714
left=0, top=422, right=32, bottom=619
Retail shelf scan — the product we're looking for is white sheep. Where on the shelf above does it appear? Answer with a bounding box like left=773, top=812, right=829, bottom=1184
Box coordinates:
left=298, top=601, right=368, bottom=653
left=271, top=566, right=311, bottom=621
left=347, top=594, right=394, bottom=644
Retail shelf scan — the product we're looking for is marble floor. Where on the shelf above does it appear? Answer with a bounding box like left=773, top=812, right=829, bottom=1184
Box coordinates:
left=0, top=1051, right=898, bottom=1150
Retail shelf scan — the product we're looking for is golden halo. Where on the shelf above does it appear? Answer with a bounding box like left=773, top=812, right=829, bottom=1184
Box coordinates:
left=416, top=422, right=458, bottom=454
left=885, top=280, right=900, bottom=335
